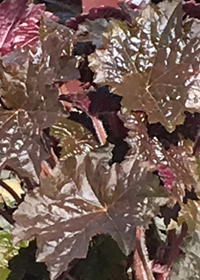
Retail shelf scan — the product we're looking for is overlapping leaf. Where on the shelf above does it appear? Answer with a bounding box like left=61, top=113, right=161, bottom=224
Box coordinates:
left=12, top=144, right=168, bottom=280
left=0, top=230, right=28, bottom=280
left=0, top=0, right=57, bottom=56
left=89, top=2, right=200, bottom=132
left=0, top=52, right=61, bottom=182
left=50, top=117, right=98, bottom=160
left=169, top=230, right=200, bottom=280
left=119, top=112, right=200, bottom=200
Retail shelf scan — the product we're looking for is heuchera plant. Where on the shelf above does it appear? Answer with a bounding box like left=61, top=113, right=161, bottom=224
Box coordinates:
left=1, top=0, right=200, bottom=279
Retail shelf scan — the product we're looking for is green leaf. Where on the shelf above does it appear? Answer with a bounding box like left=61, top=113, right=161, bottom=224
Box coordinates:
left=7, top=240, right=49, bottom=280
left=178, top=200, right=200, bottom=234
left=70, top=234, right=128, bottom=280
left=0, top=229, right=28, bottom=279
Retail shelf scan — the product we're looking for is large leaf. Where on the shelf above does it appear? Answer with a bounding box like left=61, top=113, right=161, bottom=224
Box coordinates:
left=89, top=2, right=200, bottom=132
left=12, top=146, right=168, bottom=279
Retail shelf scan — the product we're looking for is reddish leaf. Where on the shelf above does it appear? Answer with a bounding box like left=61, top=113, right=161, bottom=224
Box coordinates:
left=82, top=0, right=118, bottom=13
left=0, top=0, right=56, bottom=56
left=183, top=0, right=200, bottom=20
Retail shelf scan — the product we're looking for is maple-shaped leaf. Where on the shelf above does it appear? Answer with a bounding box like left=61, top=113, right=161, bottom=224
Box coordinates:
left=12, top=146, right=168, bottom=280
left=50, top=117, right=98, bottom=160
left=0, top=0, right=57, bottom=56
left=39, top=17, right=80, bottom=83
left=89, top=2, right=200, bottom=132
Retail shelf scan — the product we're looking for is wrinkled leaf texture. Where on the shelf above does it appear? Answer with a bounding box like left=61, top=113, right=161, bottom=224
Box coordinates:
left=0, top=0, right=57, bottom=56
left=13, top=144, right=168, bottom=279
left=0, top=52, right=60, bottom=183
left=89, top=2, right=200, bottom=132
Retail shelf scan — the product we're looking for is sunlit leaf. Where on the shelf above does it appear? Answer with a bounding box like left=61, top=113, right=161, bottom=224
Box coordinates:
left=0, top=178, right=24, bottom=207
left=12, top=145, right=167, bottom=279
left=0, top=229, right=28, bottom=280
left=89, top=2, right=200, bottom=131
left=178, top=200, right=200, bottom=234
left=0, top=0, right=56, bottom=56
left=50, top=117, right=98, bottom=160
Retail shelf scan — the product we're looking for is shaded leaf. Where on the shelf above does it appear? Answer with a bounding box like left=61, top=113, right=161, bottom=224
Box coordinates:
left=89, top=3, right=200, bottom=131
left=50, top=117, right=98, bottom=160
left=7, top=240, right=49, bottom=280
left=12, top=146, right=167, bottom=279
left=70, top=234, right=128, bottom=280
left=35, top=0, right=82, bottom=24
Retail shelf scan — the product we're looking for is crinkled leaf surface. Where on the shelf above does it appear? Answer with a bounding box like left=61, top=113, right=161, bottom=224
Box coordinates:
left=50, top=117, right=98, bottom=160
left=169, top=230, right=200, bottom=280
left=0, top=52, right=61, bottom=183
left=12, top=146, right=167, bottom=280
left=0, top=0, right=56, bottom=56
left=89, top=2, right=200, bottom=132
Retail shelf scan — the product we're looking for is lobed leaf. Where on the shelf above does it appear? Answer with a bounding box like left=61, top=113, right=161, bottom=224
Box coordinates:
left=12, top=145, right=168, bottom=279
left=89, top=2, right=200, bottom=132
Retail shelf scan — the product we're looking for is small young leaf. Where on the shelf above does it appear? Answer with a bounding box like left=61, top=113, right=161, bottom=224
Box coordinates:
left=50, top=117, right=98, bottom=160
